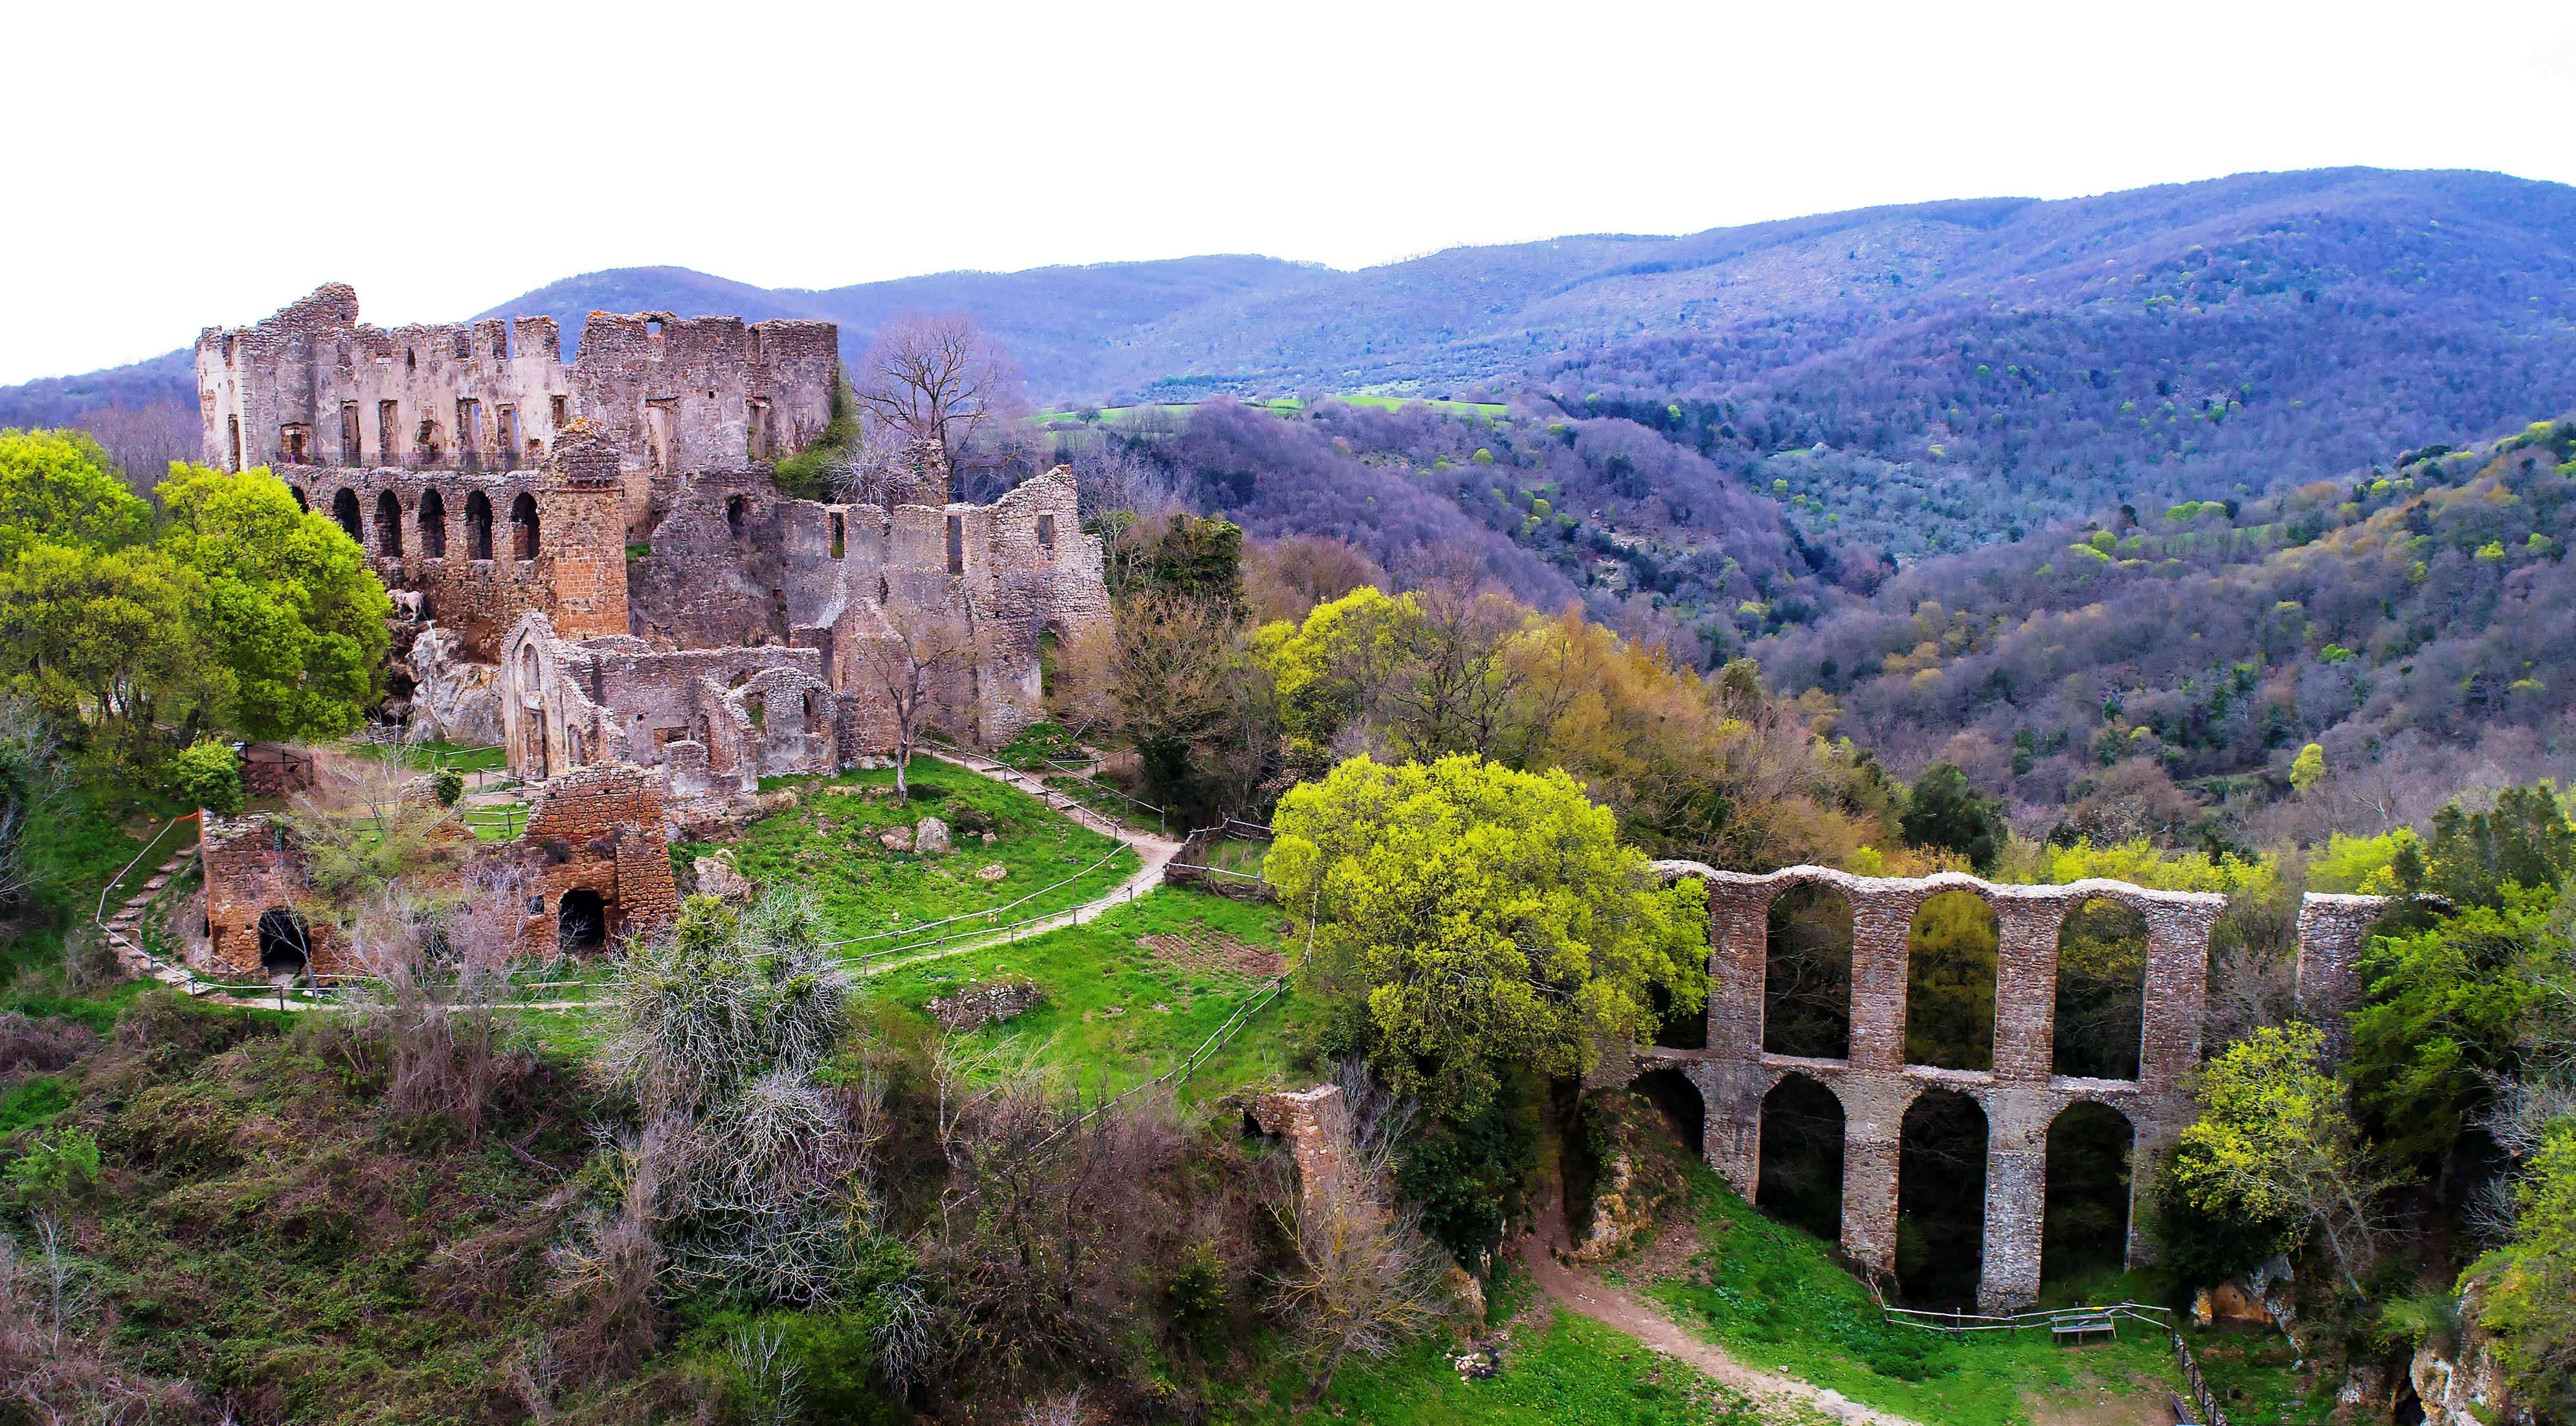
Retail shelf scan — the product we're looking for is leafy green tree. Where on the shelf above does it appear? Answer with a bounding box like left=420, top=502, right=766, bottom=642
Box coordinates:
left=2349, top=898, right=2551, bottom=1168
left=167, top=737, right=243, bottom=816
left=155, top=463, right=390, bottom=742
left=2390, top=783, right=2576, bottom=908
left=2170, top=1023, right=2398, bottom=1293
left=0, top=541, right=229, bottom=736
left=1268, top=753, right=1706, bottom=1115
left=0, top=428, right=149, bottom=563
left=2474, top=1124, right=2576, bottom=1418
left=1110, top=511, right=1244, bottom=609
left=1899, top=762, right=2006, bottom=872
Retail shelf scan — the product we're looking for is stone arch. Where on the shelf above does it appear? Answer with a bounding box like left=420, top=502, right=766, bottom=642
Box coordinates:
left=2043, top=1100, right=2136, bottom=1289
left=256, top=907, right=310, bottom=976
left=726, top=495, right=749, bottom=537
left=373, top=490, right=403, bottom=556
left=1766, top=880, right=1854, bottom=1058
left=2055, top=897, right=2149, bottom=1080
left=1897, top=1086, right=1989, bottom=1308
left=1906, top=888, right=1999, bottom=1071
left=331, top=488, right=362, bottom=543
left=557, top=887, right=606, bottom=952
left=465, top=491, right=493, bottom=559
left=289, top=485, right=308, bottom=512
left=1630, top=1067, right=1706, bottom=1158
left=1757, top=1072, right=1845, bottom=1243
left=417, top=487, right=447, bottom=557
left=510, top=491, right=539, bottom=559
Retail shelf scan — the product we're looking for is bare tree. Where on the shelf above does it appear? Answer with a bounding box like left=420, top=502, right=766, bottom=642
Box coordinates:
left=1270, top=1062, right=1452, bottom=1401
left=853, top=609, right=984, bottom=799
left=851, top=313, right=1024, bottom=491
left=340, top=863, right=537, bottom=1146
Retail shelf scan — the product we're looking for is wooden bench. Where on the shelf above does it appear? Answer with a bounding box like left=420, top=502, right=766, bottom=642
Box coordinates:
left=2049, top=1314, right=2117, bottom=1344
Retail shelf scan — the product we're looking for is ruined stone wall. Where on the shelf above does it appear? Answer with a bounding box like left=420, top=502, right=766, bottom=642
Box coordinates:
left=198, top=814, right=339, bottom=977
left=276, top=426, right=629, bottom=662
left=196, top=285, right=838, bottom=537
left=1600, top=863, right=2387, bottom=1313
left=1251, top=1084, right=1354, bottom=1210
left=498, top=612, right=833, bottom=792
left=514, top=761, right=681, bottom=949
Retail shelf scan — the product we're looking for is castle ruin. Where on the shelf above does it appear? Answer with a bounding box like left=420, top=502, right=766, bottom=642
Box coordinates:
left=196, top=285, right=1110, bottom=799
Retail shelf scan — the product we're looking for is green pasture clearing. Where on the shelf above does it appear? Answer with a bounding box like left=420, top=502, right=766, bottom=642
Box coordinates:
left=851, top=886, right=1314, bottom=1102
left=1635, top=1167, right=2261, bottom=1425
left=713, top=764, right=1136, bottom=946
left=346, top=738, right=509, bottom=774
left=1227, top=1296, right=1773, bottom=1425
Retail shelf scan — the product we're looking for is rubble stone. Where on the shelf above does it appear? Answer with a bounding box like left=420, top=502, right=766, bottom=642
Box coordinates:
left=914, top=817, right=952, bottom=856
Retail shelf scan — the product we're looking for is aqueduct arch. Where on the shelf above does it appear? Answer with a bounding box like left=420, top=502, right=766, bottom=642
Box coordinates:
left=1599, top=864, right=2385, bottom=1312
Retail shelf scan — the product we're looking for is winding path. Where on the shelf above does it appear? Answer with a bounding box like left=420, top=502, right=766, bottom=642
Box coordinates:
left=1516, top=1200, right=1921, bottom=1426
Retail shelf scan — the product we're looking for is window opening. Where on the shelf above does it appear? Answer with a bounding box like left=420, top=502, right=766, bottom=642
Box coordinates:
left=550, top=394, right=568, bottom=427
left=417, top=488, right=446, bottom=557
left=465, top=491, right=494, bottom=559
left=2053, top=899, right=2148, bottom=1080
left=281, top=424, right=310, bottom=465
left=726, top=495, right=748, bottom=537
left=1905, top=890, right=1999, bottom=1071
left=228, top=415, right=241, bottom=471
left=510, top=492, right=539, bottom=559
left=379, top=401, right=400, bottom=462
left=1766, top=884, right=1854, bottom=1058
left=1037, top=513, right=1055, bottom=549
left=458, top=399, right=482, bottom=463
left=340, top=403, right=362, bottom=464
left=374, top=491, right=403, bottom=556
left=830, top=513, right=845, bottom=559
left=946, top=514, right=963, bottom=574
left=331, top=489, right=362, bottom=542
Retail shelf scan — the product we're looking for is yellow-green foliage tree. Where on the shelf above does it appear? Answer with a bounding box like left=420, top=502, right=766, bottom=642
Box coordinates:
left=2473, top=1125, right=2576, bottom=1418
left=155, top=463, right=390, bottom=742
left=1268, top=753, right=1707, bottom=1114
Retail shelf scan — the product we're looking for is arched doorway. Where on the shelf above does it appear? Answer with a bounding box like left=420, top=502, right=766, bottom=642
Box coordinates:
left=1905, top=890, right=1999, bottom=1071
left=557, top=889, right=606, bottom=952
left=374, top=491, right=403, bottom=556
left=2043, top=1102, right=2135, bottom=1293
left=510, top=492, right=539, bottom=558
left=2054, top=898, right=2148, bottom=1080
left=465, top=491, right=493, bottom=559
left=1767, top=883, right=1853, bottom=1058
left=289, top=485, right=309, bottom=512
left=256, top=908, right=310, bottom=977
left=1896, top=1087, right=1989, bottom=1308
left=331, top=489, right=363, bottom=543
left=417, top=487, right=447, bottom=557
left=1757, top=1074, right=1845, bottom=1243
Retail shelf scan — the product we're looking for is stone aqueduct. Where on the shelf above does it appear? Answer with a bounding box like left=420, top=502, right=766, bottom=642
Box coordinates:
left=1593, top=863, right=2388, bottom=1312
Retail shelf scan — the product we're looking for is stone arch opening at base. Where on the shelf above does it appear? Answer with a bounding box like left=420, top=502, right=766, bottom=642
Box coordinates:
left=2055, top=898, right=2149, bottom=1080
left=1906, top=889, right=1999, bottom=1071
left=374, top=491, right=403, bottom=556
left=557, top=888, right=606, bottom=952
left=1896, top=1087, right=1988, bottom=1309
left=465, top=491, right=493, bottom=559
left=510, top=491, right=539, bottom=559
left=1766, top=882, right=1853, bottom=1058
left=417, top=487, right=446, bottom=557
left=1629, top=1067, right=1705, bottom=1158
left=331, top=488, right=363, bottom=544
left=1756, top=1073, right=1844, bottom=1243
left=2043, top=1100, right=2136, bottom=1292
left=256, top=908, right=309, bottom=977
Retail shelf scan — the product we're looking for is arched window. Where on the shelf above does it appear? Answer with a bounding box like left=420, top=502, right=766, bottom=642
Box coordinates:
left=465, top=491, right=493, bottom=559
left=331, top=489, right=363, bottom=544
left=417, top=488, right=447, bottom=557
left=1766, top=884, right=1854, bottom=1058
left=1758, top=1075, right=1845, bottom=1243
left=1905, top=891, right=1999, bottom=1071
left=1897, top=1088, right=1989, bottom=1308
left=726, top=495, right=748, bottom=537
left=2043, top=1102, right=2136, bottom=1289
left=510, top=492, right=539, bottom=559
left=374, top=491, right=403, bottom=556
left=2054, top=899, right=2148, bottom=1080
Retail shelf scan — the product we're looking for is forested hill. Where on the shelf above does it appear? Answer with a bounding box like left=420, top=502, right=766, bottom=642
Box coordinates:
left=1749, top=416, right=2576, bottom=837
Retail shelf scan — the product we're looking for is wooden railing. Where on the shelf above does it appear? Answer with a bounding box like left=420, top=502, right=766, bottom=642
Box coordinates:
left=1872, top=1293, right=2228, bottom=1424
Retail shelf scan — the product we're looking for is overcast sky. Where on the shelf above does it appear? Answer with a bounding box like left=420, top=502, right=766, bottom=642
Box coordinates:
left=4, top=0, right=2571, bottom=384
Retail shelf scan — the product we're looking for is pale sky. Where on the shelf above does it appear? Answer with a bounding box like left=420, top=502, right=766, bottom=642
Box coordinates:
left=5, top=0, right=2571, bottom=384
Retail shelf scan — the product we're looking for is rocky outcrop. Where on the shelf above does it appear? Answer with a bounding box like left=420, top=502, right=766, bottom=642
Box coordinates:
left=914, top=816, right=952, bottom=856
left=2410, top=1283, right=2524, bottom=1425
left=693, top=851, right=753, bottom=904
left=925, top=978, right=1042, bottom=1032
left=405, top=626, right=501, bottom=745
left=1571, top=1091, right=1687, bottom=1264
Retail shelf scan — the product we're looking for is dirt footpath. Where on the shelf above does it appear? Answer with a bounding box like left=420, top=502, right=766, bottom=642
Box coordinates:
left=1515, top=1201, right=1922, bottom=1426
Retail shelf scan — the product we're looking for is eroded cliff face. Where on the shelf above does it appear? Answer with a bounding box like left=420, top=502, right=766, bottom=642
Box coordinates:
left=2410, top=1284, right=2523, bottom=1426
left=405, top=626, right=501, bottom=745
left=1572, top=1091, right=1688, bottom=1264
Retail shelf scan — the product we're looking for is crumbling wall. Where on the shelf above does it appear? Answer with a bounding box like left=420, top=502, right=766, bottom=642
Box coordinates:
left=198, top=814, right=337, bottom=977
left=1251, top=1084, right=1354, bottom=1210
left=1597, top=863, right=2388, bottom=1313
left=514, top=761, right=682, bottom=950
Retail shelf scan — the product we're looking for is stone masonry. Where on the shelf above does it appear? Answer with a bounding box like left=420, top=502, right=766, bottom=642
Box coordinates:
left=1588, top=863, right=2388, bottom=1313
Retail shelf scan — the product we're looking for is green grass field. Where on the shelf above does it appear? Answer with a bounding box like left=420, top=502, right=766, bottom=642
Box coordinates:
left=1620, top=1164, right=2329, bottom=1425
left=711, top=764, right=1139, bottom=950
left=851, top=886, right=1313, bottom=1102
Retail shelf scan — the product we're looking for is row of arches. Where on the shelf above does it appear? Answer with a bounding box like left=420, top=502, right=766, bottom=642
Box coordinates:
left=1764, top=886, right=2149, bottom=1080
left=296, top=485, right=538, bottom=561
left=1713, top=1069, right=2136, bottom=1310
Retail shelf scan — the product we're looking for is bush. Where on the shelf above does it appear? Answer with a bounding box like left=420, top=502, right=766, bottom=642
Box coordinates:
left=431, top=766, right=465, bottom=806
left=166, top=738, right=242, bottom=816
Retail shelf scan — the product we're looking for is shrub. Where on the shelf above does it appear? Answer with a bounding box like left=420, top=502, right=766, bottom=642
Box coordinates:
left=431, top=766, right=465, bottom=806
left=166, top=738, right=242, bottom=816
